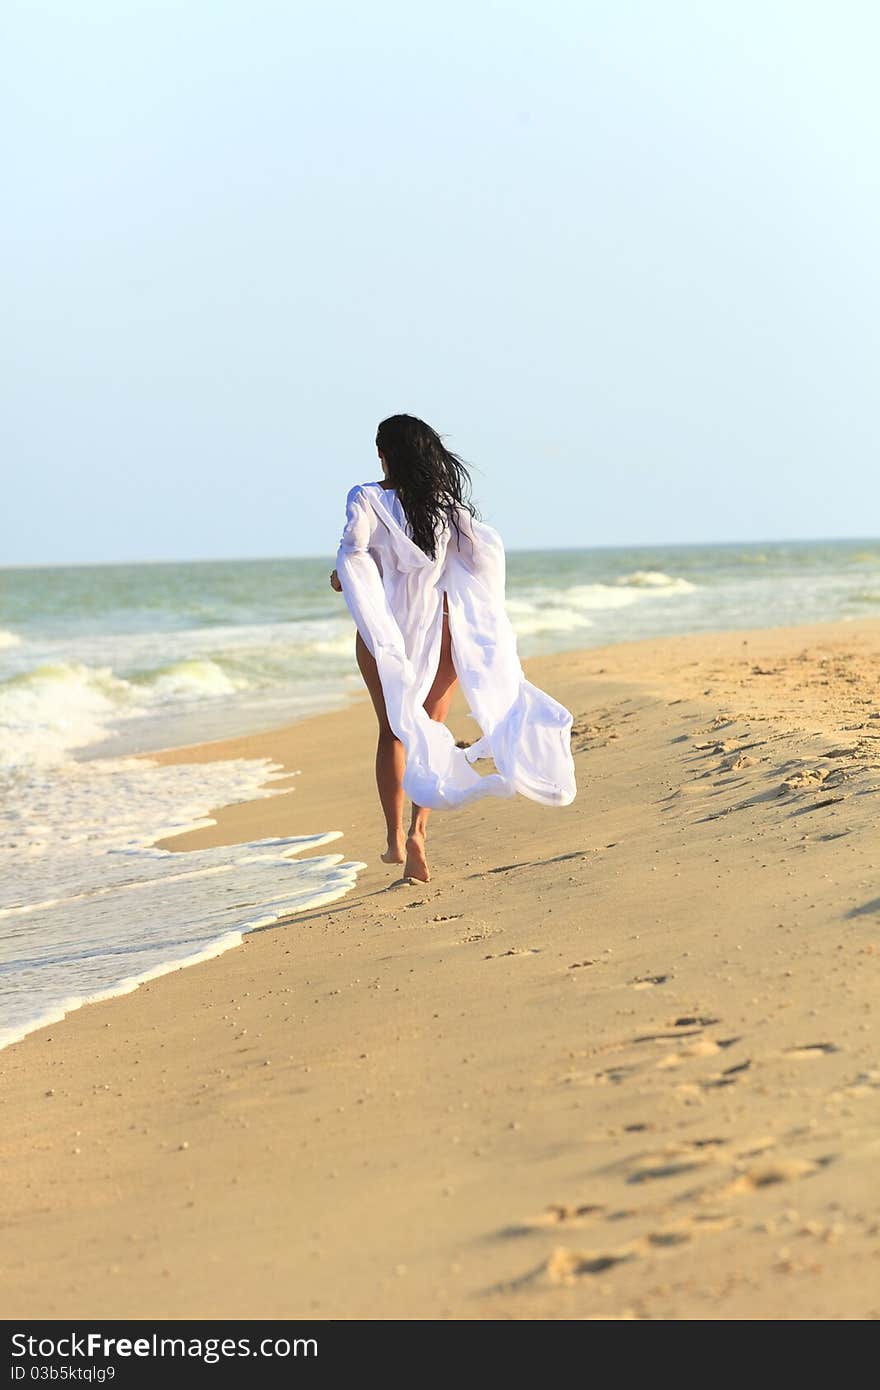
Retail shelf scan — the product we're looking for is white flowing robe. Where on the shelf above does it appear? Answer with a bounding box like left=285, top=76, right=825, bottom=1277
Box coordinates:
left=335, top=482, right=577, bottom=811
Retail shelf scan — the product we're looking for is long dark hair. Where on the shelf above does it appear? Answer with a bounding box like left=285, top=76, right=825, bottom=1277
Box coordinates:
left=375, top=414, right=478, bottom=560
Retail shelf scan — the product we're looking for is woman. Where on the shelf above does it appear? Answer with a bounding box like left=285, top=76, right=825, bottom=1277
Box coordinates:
left=330, top=414, right=576, bottom=883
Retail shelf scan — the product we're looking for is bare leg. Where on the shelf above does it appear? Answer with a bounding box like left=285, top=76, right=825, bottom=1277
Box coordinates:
left=356, top=631, right=406, bottom=863
left=405, top=600, right=458, bottom=883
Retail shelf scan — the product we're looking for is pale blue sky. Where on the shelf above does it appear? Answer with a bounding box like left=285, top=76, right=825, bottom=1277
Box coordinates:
left=4, top=1, right=878, bottom=564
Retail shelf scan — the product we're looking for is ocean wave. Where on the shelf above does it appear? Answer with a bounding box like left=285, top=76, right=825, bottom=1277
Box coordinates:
left=297, top=632, right=359, bottom=656
left=0, top=617, right=355, bottom=684
left=562, top=583, right=644, bottom=611
left=508, top=607, right=594, bottom=637
left=0, top=630, right=21, bottom=649
left=0, top=627, right=360, bottom=766
left=615, top=570, right=697, bottom=592
left=0, top=657, right=258, bottom=767
left=1, top=661, right=131, bottom=700
left=138, top=657, right=243, bottom=701
left=0, top=662, right=137, bottom=768
left=506, top=572, right=697, bottom=638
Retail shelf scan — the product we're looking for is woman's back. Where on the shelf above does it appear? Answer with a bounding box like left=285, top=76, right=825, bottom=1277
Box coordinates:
left=336, top=474, right=574, bottom=812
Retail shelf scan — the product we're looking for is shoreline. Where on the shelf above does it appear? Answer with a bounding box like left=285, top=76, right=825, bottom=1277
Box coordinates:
left=2, top=617, right=878, bottom=1319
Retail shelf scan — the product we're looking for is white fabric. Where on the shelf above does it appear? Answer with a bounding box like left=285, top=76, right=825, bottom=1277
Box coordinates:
left=336, top=482, right=577, bottom=811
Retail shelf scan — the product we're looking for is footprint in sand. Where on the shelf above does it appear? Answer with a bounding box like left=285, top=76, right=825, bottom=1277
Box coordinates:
left=485, top=946, right=541, bottom=960
left=631, top=973, right=669, bottom=989
left=783, top=1042, right=841, bottom=1060
left=632, top=1024, right=716, bottom=1043
left=698, top=1058, right=752, bottom=1088
left=603, top=1139, right=729, bottom=1187
left=544, top=1248, right=636, bottom=1281
left=499, top=1203, right=606, bottom=1238
left=655, top=1038, right=721, bottom=1068
left=486, top=1247, right=636, bottom=1296
left=720, top=1057, right=752, bottom=1075
left=778, top=769, right=825, bottom=794
left=493, top=1133, right=828, bottom=1298
left=609, top=1135, right=831, bottom=1212
left=545, top=1203, right=604, bottom=1225
left=570, top=719, right=600, bottom=740
left=714, top=1157, right=825, bottom=1201
left=718, top=752, right=759, bottom=773
left=842, top=1069, right=880, bottom=1096
left=458, top=922, right=498, bottom=944
left=626, top=1154, right=716, bottom=1185
left=594, top=1063, right=644, bottom=1085
left=507, top=1205, right=741, bottom=1290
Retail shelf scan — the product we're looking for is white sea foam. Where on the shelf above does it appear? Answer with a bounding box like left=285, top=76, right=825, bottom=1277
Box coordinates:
left=0, top=607, right=367, bottom=1054
left=505, top=571, right=697, bottom=640
left=0, top=743, right=365, bottom=1051
left=0, top=835, right=364, bottom=1051
left=0, top=623, right=367, bottom=1052
left=143, top=657, right=242, bottom=701
left=0, top=662, right=135, bottom=769
left=506, top=602, right=595, bottom=637
left=0, top=630, right=22, bottom=649
left=616, top=570, right=697, bottom=592
left=0, top=615, right=361, bottom=768
left=0, top=619, right=354, bottom=689
left=562, top=583, right=643, bottom=611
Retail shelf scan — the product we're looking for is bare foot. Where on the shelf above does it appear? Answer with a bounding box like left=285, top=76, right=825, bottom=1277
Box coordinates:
left=381, top=835, right=406, bottom=865
left=404, top=831, right=430, bottom=883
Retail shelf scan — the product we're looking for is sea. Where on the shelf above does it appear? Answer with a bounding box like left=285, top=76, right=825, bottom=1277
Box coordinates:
left=2, top=538, right=878, bottom=1049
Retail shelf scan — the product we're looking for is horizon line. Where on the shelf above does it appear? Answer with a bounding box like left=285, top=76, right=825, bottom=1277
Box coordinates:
left=2, top=533, right=879, bottom=572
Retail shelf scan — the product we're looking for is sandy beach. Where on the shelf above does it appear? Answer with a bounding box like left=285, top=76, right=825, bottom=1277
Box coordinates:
left=2, top=618, right=878, bottom=1321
